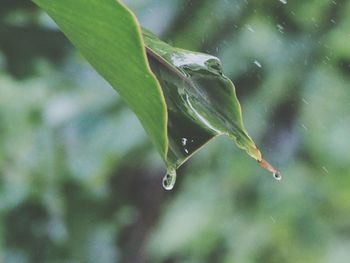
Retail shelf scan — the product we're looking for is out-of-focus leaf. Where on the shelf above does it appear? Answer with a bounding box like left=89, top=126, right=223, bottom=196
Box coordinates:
left=32, top=0, right=168, bottom=159
left=143, top=30, right=277, bottom=174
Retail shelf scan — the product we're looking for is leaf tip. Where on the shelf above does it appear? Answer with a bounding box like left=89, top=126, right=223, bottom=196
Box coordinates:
left=258, top=157, right=280, bottom=176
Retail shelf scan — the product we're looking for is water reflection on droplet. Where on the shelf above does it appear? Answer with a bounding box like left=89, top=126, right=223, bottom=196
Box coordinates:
left=162, top=168, right=177, bottom=190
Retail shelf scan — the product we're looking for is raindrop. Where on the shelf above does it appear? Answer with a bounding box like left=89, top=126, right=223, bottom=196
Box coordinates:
left=279, top=0, right=287, bottom=4
left=246, top=25, right=255, bottom=32
left=277, top=24, right=284, bottom=33
left=162, top=168, right=177, bottom=190
left=181, top=138, right=187, bottom=146
left=322, top=166, right=329, bottom=174
left=302, top=98, right=309, bottom=105
left=254, top=60, right=262, bottom=68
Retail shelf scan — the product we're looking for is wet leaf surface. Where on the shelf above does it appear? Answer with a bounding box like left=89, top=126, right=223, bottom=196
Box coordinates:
left=144, top=30, right=277, bottom=175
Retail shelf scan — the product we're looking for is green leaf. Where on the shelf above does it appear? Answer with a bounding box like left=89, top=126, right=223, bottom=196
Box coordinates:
left=33, top=0, right=278, bottom=182
left=143, top=29, right=279, bottom=177
left=32, top=0, right=168, bottom=159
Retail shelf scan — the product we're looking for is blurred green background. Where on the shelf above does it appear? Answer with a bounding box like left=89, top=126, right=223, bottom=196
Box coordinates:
left=1, top=0, right=350, bottom=262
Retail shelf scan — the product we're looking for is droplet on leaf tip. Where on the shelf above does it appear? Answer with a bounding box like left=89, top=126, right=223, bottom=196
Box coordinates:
left=258, top=158, right=281, bottom=181
left=162, top=168, right=177, bottom=190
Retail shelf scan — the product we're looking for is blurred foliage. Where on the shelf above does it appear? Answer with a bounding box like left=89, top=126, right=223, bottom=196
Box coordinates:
left=1, top=0, right=350, bottom=263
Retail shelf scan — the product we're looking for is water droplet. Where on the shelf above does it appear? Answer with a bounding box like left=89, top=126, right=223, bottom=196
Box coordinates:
left=279, top=0, right=287, bottom=4
left=277, top=24, right=284, bottom=33
left=181, top=138, right=187, bottom=146
left=273, top=171, right=282, bottom=181
left=162, top=168, right=177, bottom=190
left=246, top=24, right=255, bottom=32
left=254, top=60, right=262, bottom=68
left=302, top=98, right=309, bottom=105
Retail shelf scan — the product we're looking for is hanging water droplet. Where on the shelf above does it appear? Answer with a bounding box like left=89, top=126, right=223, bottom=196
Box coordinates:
left=273, top=171, right=282, bottom=181
left=162, top=168, right=177, bottom=190
left=258, top=158, right=281, bottom=181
